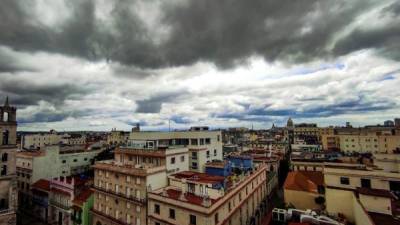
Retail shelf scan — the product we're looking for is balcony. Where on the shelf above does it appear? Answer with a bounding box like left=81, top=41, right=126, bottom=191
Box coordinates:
left=91, top=209, right=130, bottom=225
left=49, top=199, right=71, bottom=211
left=93, top=186, right=146, bottom=204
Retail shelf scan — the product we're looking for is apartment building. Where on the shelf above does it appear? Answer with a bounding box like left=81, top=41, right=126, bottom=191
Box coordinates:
left=148, top=164, right=269, bottom=225
left=91, top=161, right=167, bottom=225
left=16, top=146, right=101, bottom=208
left=129, top=128, right=223, bottom=172
left=116, top=140, right=189, bottom=175
left=324, top=165, right=400, bottom=224
left=107, top=129, right=130, bottom=146
left=0, top=97, right=17, bottom=224
left=61, top=134, right=86, bottom=146
left=21, top=130, right=62, bottom=150
left=293, top=123, right=320, bottom=142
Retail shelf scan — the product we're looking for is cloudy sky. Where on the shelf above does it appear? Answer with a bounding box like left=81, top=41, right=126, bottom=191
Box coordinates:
left=1, top=0, right=400, bottom=131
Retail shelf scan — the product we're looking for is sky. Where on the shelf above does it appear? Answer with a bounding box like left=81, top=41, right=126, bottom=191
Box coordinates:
left=1, top=0, right=400, bottom=131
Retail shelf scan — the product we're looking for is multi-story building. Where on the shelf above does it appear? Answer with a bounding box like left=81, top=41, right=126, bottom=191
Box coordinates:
left=293, top=123, right=321, bottom=144
left=48, top=176, right=91, bottom=225
left=91, top=141, right=189, bottom=225
left=107, top=129, right=130, bottom=146
left=21, top=130, right=62, bottom=150
left=324, top=165, right=400, bottom=224
left=61, top=134, right=86, bottom=146
left=148, top=164, right=269, bottom=225
left=91, top=160, right=167, bottom=225
left=16, top=145, right=101, bottom=208
left=72, top=188, right=94, bottom=225
left=0, top=97, right=18, bottom=225
left=129, top=128, right=223, bottom=172
left=117, top=140, right=189, bottom=175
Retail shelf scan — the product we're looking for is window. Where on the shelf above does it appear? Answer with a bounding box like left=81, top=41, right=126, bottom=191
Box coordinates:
left=191, top=162, right=198, bottom=169
left=73, top=159, right=78, bottom=162
left=215, top=213, right=219, bottom=224
left=205, top=138, right=211, bottom=145
left=192, top=152, right=197, bottom=159
left=170, top=157, right=175, bottom=164
left=62, top=160, right=66, bottom=164
left=180, top=156, right=185, bottom=162
left=317, top=185, right=325, bottom=194
left=361, top=178, right=371, bottom=188
left=154, top=204, right=160, bottom=214
left=1, top=153, right=7, bottom=162
left=169, top=208, right=175, bottom=219
left=136, top=177, right=141, bottom=184
left=340, top=177, right=350, bottom=185
left=217, top=135, right=220, bottom=142
left=206, top=151, right=210, bottom=158
left=84, top=158, right=88, bottom=161
left=126, top=175, right=131, bottom=183
left=200, top=139, right=204, bottom=145
left=214, top=149, right=217, bottom=156
left=190, top=215, right=197, bottom=225
left=191, top=139, right=198, bottom=145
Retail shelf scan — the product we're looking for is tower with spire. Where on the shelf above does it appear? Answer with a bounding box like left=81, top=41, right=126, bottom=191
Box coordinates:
left=0, top=96, right=18, bottom=224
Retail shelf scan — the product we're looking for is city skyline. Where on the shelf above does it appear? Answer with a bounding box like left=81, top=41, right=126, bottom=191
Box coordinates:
left=1, top=0, right=400, bottom=131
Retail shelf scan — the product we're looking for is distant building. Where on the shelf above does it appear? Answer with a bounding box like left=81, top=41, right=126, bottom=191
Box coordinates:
left=0, top=97, right=18, bottom=224
left=384, top=120, right=395, bottom=127
left=107, top=129, right=130, bottom=146
left=21, top=130, right=62, bottom=150
left=395, top=118, right=400, bottom=128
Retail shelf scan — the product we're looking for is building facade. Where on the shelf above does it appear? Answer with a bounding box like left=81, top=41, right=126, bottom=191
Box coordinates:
left=0, top=97, right=17, bottom=225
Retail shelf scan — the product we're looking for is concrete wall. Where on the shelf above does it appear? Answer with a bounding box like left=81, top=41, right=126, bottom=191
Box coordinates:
left=284, top=189, right=321, bottom=210
left=359, top=194, right=392, bottom=215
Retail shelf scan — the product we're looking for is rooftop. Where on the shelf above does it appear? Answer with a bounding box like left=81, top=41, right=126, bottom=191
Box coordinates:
left=368, top=212, right=400, bottom=225
left=73, top=188, right=94, bottom=206
left=32, top=179, right=50, bottom=192
left=284, top=171, right=324, bottom=193
left=170, top=171, right=225, bottom=184
left=205, top=160, right=229, bottom=169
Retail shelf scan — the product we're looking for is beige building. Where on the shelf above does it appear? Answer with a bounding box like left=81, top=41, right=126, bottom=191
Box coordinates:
left=21, top=130, right=62, bottom=150
left=61, top=134, right=86, bottom=146
left=129, top=129, right=223, bottom=172
left=91, top=161, right=167, bottom=225
left=107, top=129, right=130, bottom=146
left=324, top=165, right=400, bottom=224
left=0, top=97, right=18, bottom=225
left=91, top=142, right=190, bottom=225
left=283, top=171, right=324, bottom=210
left=148, top=164, right=269, bottom=225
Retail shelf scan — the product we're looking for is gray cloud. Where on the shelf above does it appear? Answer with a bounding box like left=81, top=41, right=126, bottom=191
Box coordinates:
left=0, top=0, right=397, bottom=71
left=136, top=91, right=188, bottom=113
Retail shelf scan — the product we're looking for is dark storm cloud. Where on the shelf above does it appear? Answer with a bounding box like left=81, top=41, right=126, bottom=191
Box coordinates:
left=1, top=0, right=397, bottom=70
left=18, top=110, right=90, bottom=123
left=0, top=78, right=89, bottom=107
left=135, top=90, right=188, bottom=113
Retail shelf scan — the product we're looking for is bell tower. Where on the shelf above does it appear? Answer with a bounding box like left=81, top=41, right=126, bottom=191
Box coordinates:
left=0, top=96, right=17, bottom=146
left=0, top=96, right=18, bottom=224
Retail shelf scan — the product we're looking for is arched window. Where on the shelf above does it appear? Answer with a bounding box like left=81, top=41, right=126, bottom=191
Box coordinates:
left=2, top=130, right=9, bottom=145
left=1, top=153, right=7, bottom=162
left=3, top=112, right=8, bottom=122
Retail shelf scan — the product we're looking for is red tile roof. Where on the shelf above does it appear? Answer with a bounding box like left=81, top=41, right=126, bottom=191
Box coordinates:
left=32, top=179, right=50, bottom=192
left=73, top=188, right=94, bottom=206
left=284, top=171, right=323, bottom=193
left=358, top=187, right=397, bottom=199
left=51, top=187, right=71, bottom=196
left=171, top=171, right=225, bottom=184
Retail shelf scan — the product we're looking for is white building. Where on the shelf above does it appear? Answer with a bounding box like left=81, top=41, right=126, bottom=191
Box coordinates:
left=129, top=128, right=223, bottom=172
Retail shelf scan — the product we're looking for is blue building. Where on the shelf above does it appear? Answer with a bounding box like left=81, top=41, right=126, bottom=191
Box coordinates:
left=227, top=155, right=253, bottom=172
left=205, top=160, right=232, bottom=177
